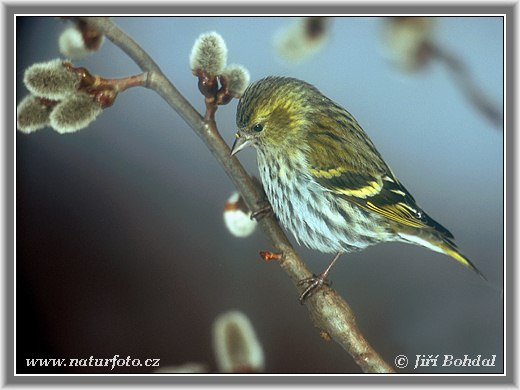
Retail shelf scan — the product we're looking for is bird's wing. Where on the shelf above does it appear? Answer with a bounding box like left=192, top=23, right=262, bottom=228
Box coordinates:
left=305, top=117, right=454, bottom=238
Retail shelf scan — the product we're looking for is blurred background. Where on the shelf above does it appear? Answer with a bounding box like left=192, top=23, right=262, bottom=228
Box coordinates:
left=16, top=16, right=503, bottom=374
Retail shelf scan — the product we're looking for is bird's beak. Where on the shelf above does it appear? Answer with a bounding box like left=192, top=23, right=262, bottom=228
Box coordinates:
left=230, top=132, right=251, bottom=156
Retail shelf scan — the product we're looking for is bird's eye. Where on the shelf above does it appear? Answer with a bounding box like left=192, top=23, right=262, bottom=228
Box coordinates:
left=252, top=123, right=264, bottom=133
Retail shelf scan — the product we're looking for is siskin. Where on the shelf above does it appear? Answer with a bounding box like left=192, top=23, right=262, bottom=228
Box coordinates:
left=231, top=76, right=485, bottom=302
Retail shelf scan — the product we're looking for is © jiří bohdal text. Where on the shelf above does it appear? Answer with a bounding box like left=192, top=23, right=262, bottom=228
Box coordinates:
left=414, top=354, right=496, bottom=370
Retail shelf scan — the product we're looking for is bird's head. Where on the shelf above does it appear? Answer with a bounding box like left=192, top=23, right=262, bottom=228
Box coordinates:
left=231, top=76, right=320, bottom=156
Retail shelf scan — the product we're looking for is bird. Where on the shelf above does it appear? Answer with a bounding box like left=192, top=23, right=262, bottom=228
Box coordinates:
left=230, top=76, right=485, bottom=302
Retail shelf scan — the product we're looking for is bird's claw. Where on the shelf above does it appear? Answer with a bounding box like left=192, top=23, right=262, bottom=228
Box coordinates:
left=297, top=274, right=331, bottom=304
left=251, top=203, right=273, bottom=221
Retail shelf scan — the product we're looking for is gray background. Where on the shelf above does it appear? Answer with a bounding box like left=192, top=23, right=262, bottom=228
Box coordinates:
left=16, top=16, right=503, bottom=374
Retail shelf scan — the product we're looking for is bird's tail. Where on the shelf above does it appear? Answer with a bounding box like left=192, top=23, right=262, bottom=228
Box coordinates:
left=398, top=231, right=487, bottom=281
left=437, top=238, right=487, bottom=281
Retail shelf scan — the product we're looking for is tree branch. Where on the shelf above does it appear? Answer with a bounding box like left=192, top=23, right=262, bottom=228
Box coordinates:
left=81, top=16, right=394, bottom=373
left=427, top=41, right=502, bottom=130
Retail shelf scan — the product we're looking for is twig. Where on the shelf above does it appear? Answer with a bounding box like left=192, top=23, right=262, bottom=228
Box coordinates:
left=81, top=16, right=394, bottom=373
left=427, top=41, right=503, bottom=130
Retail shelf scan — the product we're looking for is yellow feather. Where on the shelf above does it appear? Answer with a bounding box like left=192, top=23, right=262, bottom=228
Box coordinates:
left=332, top=180, right=381, bottom=198
left=308, top=167, right=346, bottom=178
left=442, top=245, right=473, bottom=270
left=365, top=201, right=426, bottom=228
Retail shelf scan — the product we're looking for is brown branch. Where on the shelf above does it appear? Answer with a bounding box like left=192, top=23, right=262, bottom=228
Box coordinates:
left=66, top=63, right=148, bottom=108
left=81, top=16, right=394, bottom=373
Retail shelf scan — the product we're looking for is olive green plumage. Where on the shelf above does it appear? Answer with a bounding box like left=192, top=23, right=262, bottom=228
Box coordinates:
left=232, top=76, right=485, bottom=284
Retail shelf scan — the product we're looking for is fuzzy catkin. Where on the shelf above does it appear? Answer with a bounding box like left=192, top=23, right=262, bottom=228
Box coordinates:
left=59, top=27, right=91, bottom=60
left=189, top=32, right=228, bottom=76
left=16, top=95, right=51, bottom=133
left=212, top=311, right=264, bottom=373
left=50, top=93, right=102, bottom=134
left=221, top=64, right=250, bottom=98
left=23, top=59, right=79, bottom=100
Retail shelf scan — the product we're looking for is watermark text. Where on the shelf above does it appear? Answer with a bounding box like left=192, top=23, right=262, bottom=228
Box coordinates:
left=25, top=355, right=160, bottom=371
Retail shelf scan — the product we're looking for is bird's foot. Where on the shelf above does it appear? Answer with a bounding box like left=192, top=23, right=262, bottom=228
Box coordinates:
left=251, top=202, right=273, bottom=221
left=297, top=273, right=331, bottom=304
left=297, top=253, right=342, bottom=304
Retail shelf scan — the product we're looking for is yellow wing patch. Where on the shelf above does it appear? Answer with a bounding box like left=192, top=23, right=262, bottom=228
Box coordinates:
left=365, top=201, right=427, bottom=228
left=309, top=166, right=383, bottom=198
left=308, top=167, right=346, bottom=179
left=332, top=180, right=382, bottom=198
